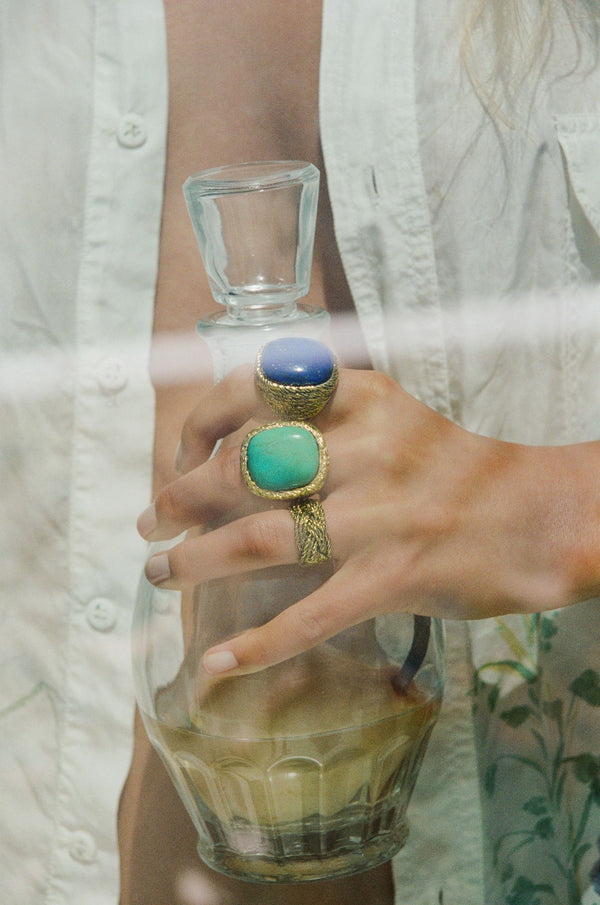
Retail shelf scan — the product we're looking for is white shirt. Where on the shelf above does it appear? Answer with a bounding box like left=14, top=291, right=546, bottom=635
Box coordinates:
left=3, top=1, right=600, bottom=903
left=0, top=2, right=166, bottom=901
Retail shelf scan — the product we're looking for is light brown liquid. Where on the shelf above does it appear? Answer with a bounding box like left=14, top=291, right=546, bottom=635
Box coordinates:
left=143, top=643, right=440, bottom=882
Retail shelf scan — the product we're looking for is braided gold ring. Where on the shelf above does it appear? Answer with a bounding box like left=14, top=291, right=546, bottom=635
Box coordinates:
left=290, top=498, right=332, bottom=565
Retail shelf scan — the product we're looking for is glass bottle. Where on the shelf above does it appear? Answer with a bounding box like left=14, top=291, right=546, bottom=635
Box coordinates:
left=132, top=161, right=445, bottom=883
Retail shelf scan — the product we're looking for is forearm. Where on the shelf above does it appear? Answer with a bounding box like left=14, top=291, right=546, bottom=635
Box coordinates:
left=118, top=710, right=204, bottom=905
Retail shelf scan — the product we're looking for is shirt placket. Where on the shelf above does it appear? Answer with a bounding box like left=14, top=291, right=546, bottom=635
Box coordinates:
left=46, top=1, right=166, bottom=901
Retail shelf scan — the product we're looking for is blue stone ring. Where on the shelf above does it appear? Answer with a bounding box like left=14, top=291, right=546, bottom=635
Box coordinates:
left=255, top=337, right=339, bottom=420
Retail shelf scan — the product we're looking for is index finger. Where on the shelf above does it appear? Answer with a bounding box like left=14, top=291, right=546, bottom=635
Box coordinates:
left=176, top=363, right=269, bottom=472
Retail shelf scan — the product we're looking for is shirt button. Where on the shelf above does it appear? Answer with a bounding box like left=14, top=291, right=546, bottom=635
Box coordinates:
left=69, top=830, right=97, bottom=864
left=86, top=597, right=118, bottom=633
left=117, top=112, right=147, bottom=148
left=96, top=357, right=128, bottom=395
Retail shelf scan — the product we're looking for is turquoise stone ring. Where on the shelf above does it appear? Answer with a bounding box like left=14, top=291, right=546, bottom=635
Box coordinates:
left=241, top=421, right=328, bottom=500
left=256, top=337, right=339, bottom=419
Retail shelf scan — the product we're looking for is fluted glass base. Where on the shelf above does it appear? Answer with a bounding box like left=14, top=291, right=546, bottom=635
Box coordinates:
left=144, top=701, right=436, bottom=883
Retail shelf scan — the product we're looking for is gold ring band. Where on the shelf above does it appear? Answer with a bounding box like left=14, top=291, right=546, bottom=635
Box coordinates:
left=290, top=498, right=332, bottom=565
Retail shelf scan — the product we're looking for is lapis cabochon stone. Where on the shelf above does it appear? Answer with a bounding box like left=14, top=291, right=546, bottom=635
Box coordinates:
left=247, top=425, right=319, bottom=492
left=261, top=337, right=335, bottom=387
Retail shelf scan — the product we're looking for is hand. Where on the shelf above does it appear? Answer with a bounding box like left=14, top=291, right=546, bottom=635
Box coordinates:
left=138, top=365, right=600, bottom=674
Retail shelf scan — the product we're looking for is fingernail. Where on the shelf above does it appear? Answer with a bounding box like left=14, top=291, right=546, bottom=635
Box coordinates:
left=137, top=503, right=157, bottom=539
left=174, top=441, right=184, bottom=473
left=145, top=552, right=170, bottom=584
left=203, top=649, right=239, bottom=675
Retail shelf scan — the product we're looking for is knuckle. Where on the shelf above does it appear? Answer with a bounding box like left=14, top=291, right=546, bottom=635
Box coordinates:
left=344, top=370, right=398, bottom=419
left=180, top=394, right=211, bottom=446
left=288, top=604, right=328, bottom=647
left=218, top=445, right=244, bottom=491
left=234, top=516, right=282, bottom=562
left=242, top=629, right=273, bottom=669
left=361, top=370, right=397, bottom=406
left=168, top=540, right=197, bottom=584
left=225, top=363, right=254, bottom=398
left=154, top=483, right=182, bottom=525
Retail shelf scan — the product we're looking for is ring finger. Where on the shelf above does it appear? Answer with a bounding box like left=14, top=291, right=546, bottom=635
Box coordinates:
left=143, top=505, right=319, bottom=588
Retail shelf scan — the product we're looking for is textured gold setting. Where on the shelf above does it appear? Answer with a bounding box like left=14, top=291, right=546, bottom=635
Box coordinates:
left=290, top=498, right=332, bottom=565
left=255, top=347, right=339, bottom=419
left=240, top=421, right=329, bottom=501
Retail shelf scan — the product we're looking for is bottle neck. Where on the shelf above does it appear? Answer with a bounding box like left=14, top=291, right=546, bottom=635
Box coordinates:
left=196, top=302, right=331, bottom=381
left=222, top=296, right=299, bottom=326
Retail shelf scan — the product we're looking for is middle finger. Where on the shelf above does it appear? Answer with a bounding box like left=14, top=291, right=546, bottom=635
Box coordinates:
left=138, top=443, right=263, bottom=541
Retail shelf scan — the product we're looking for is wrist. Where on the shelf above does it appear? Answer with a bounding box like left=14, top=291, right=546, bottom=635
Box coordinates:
left=535, top=441, right=600, bottom=606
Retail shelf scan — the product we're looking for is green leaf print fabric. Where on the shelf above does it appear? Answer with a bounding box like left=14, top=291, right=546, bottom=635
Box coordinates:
left=470, top=601, right=600, bottom=904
